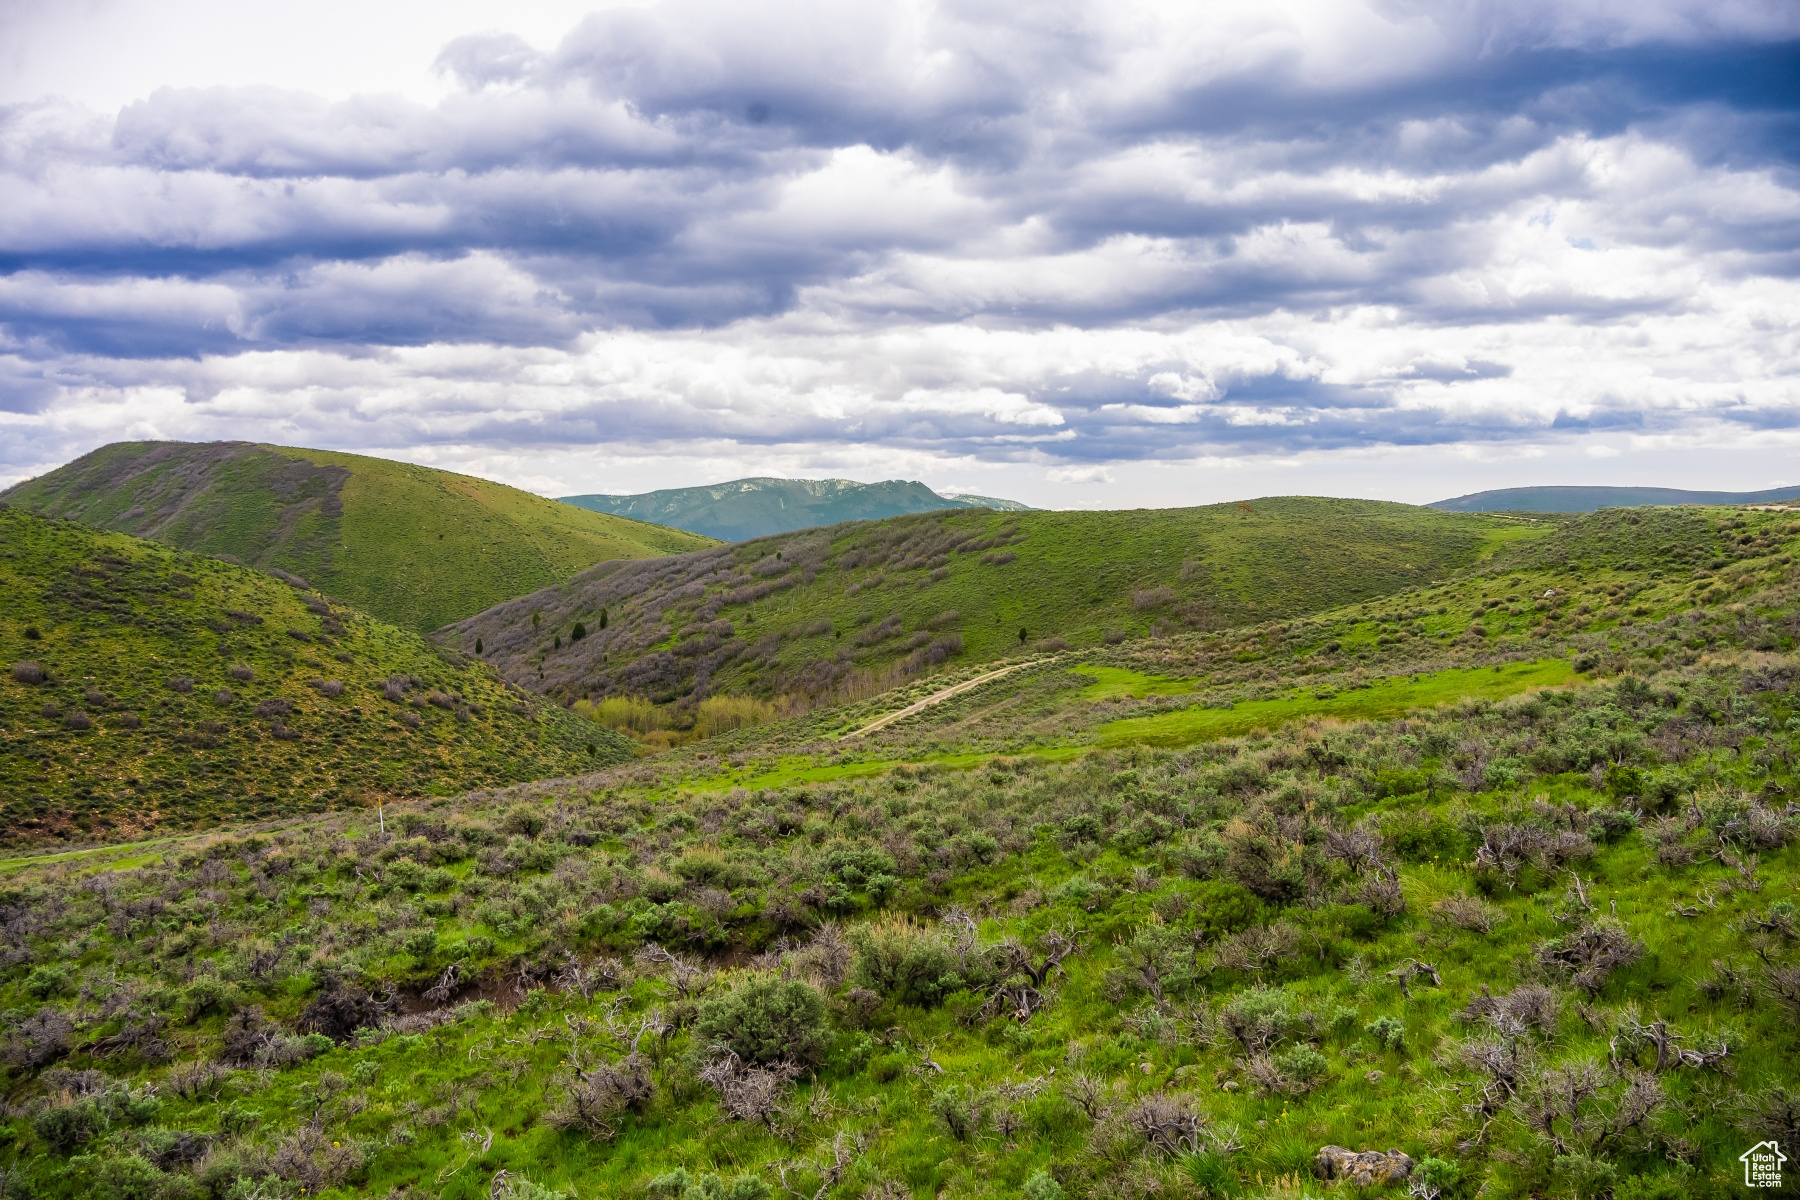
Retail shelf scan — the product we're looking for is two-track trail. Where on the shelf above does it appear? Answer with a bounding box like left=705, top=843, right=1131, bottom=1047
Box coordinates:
left=840, top=659, right=1049, bottom=739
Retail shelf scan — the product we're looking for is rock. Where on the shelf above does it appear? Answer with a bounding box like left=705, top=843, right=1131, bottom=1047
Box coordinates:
left=1315, top=1146, right=1415, bottom=1186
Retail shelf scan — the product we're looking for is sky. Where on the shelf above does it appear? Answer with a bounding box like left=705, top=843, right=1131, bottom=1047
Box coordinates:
left=0, top=0, right=1796, bottom=509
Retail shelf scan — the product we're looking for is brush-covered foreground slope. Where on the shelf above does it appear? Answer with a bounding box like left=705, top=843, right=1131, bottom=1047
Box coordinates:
left=562, top=477, right=1036, bottom=540
left=1, top=441, right=716, bottom=632
left=1, top=587, right=1797, bottom=1198
left=0, top=507, right=633, bottom=845
left=447, top=498, right=1531, bottom=710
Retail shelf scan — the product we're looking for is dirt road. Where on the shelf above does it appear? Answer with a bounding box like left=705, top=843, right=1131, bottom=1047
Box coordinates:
left=840, top=659, right=1046, bottom=739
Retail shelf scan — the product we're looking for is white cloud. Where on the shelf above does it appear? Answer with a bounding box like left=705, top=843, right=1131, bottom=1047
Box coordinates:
left=0, top=0, right=1796, bottom=503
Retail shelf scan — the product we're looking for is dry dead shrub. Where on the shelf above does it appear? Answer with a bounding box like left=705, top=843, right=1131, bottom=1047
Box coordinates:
left=1459, top=984, right=1561, bottom=1035
left=10, top=661, right=44, bottom=685
left=793, top=922, right=852, bottom=990
left=549, top=1052, right=655, bottom=1140
left=270, top=1125, right=363, bottom=1192
left=1, top=1007, right=73, bottom=1069
left=228, top=664, right=254, bottom=681
left=299, top=976, right=391, bottom=1041
left=1433, top=894, right=1505, bottom=933
left=1354, top=868, right=1406, bottom=917
left=1642, top=814, right=1698, bottom=866
left=1214, top=921, right=1299, bottom=975
left=1537, top=920, right=1644, bottom=994
left=166, top=1060, right=233, bottom=1100
left=697, top=1052, right=801, bottom=1128
left=1124, top=1093, right=1207, bottom=1155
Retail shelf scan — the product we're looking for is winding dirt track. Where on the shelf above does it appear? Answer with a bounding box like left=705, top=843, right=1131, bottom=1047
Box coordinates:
left=840, top=659, right=1048, bottom=739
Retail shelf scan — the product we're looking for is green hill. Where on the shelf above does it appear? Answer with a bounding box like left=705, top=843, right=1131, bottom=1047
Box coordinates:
left=1429, top=482, right=1800, bottom=512
left=561, top=476, right=1035, bottom=540
left=0, top=506, right=634, bottom=846
left=0, top=505, right=1796, bottom=1200
left=443, top=497, right=1541, bottom=711
left=1, top=442, right=717, bottom=631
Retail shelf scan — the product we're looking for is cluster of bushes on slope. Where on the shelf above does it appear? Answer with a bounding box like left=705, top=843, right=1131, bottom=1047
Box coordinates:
left=604, top=504, right=1795, bottom=769
left=445, top=499, right=1511, bottom=724
left=0, top=508, right=632, bottom=844
left=0, top=642, right=1796, bottom=1196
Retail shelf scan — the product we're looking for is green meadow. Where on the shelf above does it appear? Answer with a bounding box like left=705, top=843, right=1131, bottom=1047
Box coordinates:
left=1090, top=659, right=1581, bottom=747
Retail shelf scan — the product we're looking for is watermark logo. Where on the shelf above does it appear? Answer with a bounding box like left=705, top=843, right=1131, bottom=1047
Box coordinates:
left=1740, top=1140, right=1786, bottom=1189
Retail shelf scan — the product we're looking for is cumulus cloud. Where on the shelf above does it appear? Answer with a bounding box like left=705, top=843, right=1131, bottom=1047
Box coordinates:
left=0, top=0, right=1797, bottom=498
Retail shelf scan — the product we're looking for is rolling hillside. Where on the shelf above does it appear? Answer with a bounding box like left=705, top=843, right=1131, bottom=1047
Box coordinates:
left=0, top=506, right=1796, bottom=1200
left=443, top=497, right=1540, bottom=710
left=1429, top=482, right=1800, bottom=512
left=1, top=442, right=717, bottom=631
left=562, top=476, right=1036, bottom=540
left=0, top=507, right=633, bottom=845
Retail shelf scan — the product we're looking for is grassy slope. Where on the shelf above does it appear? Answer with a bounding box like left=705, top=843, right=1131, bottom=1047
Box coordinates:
left=1, top=585, right=1797, bottom=1198
left=447, top=498, right=1535, bottom=711
left=0, top=507, right=1796, bottom=1199
left=0, top=508, right=634, bottom=845
left=1, top=442, right=716, bottom=631
left=578, top=504, right=1792, bottom=786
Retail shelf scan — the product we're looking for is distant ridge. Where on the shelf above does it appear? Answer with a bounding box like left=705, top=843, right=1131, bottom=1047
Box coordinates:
left=1428, top=484, right=1800, bottom=513
left=561, top=476, right=1036, bottom=540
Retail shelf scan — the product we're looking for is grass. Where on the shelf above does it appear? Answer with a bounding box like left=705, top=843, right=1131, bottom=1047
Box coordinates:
left=1, top=503, right=1798, bottom=1199
left=1, top=441, right=717, bottom=631
left=1092, top=658, right=1581, bottom=746
left=449, top=497, right=1546, bottom=720
left=0, top=641, right=1796, bottom=1200
left=0, top=507, right=634, bottom=845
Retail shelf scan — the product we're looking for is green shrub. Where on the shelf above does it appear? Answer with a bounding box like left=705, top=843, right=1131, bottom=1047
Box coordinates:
left=647, top=1168, right=769, bottom=1200
left=1364, top=1015, right=1405, bottom=1050
left=850, top=916, right=957, bottom=1007
left=1190, top=880, right=1265, bottom=938
left=181, top=977, right=233, bottom=1022
left=868, top=1052, right=908, bottom=1082
left=1272, top=1043, right=1328, bottom=1084
left=1382, top=812, right=1465, bottom=863
left=1220, top=986, right=1304, bottom=1049
left=34, top=1103, right=100, bottom=1153
left=75, top=1152, right=177, bottom=1200
left=693, top=976, right=829, bottom=1068
left=1022, top=1170, right=1065, bottom=1200
left=22, top=966, right=68, bottom=1000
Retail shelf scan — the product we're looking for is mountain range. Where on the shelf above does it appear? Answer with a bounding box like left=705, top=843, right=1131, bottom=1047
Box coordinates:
left=560, top=476, right=1034, bottom=539
left=1429, top=483, right=1800, bottom=512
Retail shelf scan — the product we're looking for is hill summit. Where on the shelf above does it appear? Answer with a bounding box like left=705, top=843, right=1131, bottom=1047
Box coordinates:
left=1, top=441, right=716, bottom=631
left=560, top=476, right=1035, bottom=539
